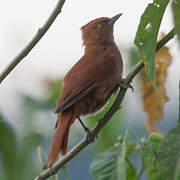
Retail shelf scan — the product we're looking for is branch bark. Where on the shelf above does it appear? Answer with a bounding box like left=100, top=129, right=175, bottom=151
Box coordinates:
left=34, top=28, right=176, bottom=180
left=0, top=0, right=66, bottom=84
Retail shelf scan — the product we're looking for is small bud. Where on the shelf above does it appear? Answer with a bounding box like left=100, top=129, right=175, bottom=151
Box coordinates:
left=140, top=137, right=146, bottom=144
left=149, top=132, right=163, bottom=143
left=117, top=136, right=123, bottom=143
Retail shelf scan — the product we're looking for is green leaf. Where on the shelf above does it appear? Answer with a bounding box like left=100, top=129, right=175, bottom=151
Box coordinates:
left=138, top=141, right=161, bottom=180
left=149, top=133, right=163, bottom=153
left=117, top=129, right=131, bottom=180
left=157, top=126, right=180, bottom=180
left=172, top=0, right=180, bottom=44
left=126, top=157, right=137, bottom=180
left=90, top=144, right=122, bottom=180
left=0, top=113, right=17, bottom=180
left=136, top=136, right=161, bottom=180
left=90, top=129, right=131, bottom=180
left=126, top=141, right=136, bottom=156
left=145, top=159, right=161, bottom=180
left=135, top=0, right=170, bottom=83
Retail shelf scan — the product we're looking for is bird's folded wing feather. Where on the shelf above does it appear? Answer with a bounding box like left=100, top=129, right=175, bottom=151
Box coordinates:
left=55, top=54, right=116, bottom=113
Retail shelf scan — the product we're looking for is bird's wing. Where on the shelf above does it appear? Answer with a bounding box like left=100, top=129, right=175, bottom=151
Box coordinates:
left=55, top=54, right=116, bottom=113
left=55, top=79, right=97, bottom=113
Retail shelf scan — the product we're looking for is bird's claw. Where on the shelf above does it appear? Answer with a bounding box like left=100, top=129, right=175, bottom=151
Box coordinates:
left=119, top=79, right=134, bottom=92
left=86, top=131, right=98, bottom=144
left=84, top=127, right=90, bottom=133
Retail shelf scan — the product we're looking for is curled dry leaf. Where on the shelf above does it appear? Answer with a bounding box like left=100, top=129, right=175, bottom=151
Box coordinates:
left=140, top=34, right=172, bottom=134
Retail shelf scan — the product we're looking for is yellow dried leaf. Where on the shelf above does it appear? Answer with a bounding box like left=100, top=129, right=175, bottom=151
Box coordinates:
left=140, top=37, right=172, bottom=134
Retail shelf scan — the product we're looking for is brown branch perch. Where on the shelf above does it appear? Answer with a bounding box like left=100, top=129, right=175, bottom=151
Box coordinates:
left=34, top=28, right=175, bottom=180
left=0, top=0, right=66, bottom=84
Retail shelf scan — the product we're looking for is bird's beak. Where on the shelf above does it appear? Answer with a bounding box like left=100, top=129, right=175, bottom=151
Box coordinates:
left=108, top=13, right=123, bottom=26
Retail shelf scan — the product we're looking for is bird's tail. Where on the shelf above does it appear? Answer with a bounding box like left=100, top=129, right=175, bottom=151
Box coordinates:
left=47, top=112, right=75, bottom=167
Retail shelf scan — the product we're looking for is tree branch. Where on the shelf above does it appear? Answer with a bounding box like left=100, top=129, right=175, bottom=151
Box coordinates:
left=0, top=0, right=66, bottom=84
left=34, top=28, right=176, bottom=180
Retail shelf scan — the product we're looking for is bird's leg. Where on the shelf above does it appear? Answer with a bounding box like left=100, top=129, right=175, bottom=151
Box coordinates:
left=119, top=79, right=134, bottom=92
left=78, top=117, right=90, bottom=133
left=78, top=117, right=97, bottom=143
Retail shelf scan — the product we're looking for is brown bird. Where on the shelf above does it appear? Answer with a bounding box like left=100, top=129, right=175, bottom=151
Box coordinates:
left=48, top=13, right=124, bottom=167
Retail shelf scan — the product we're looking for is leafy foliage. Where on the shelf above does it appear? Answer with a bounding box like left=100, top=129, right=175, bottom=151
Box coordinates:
left=90, top=129, right=134, bottom=180
left=90, top=145, right=124, bottom=180
left=157, top=126, right=180, bottom=180
left=90, top=127, right=180, bottom=180
left=15, top=133, right=44, bottom=180
left=0, top=113, right=17, bottom=180
left=90, top=131, right=166, bottom=180
left=138, top=136, right=161, bottom=180
left=172, top=0, right=180, bottom=44
left=135, top=0, right=170, bottom=83
left=0, top=100, right=45, bottom=180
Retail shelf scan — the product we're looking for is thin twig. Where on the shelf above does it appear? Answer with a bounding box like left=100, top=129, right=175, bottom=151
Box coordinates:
left=156, top=28, right=176, bottom=51
left=0, top=0, right=66, bottom=84
left=37, top=147, right=46, bottom=170
left=34, top=28, right=176, bottom=180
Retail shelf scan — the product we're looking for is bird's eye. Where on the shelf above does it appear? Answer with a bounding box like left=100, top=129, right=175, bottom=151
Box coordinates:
left=97, top=23, right=103, bottom=29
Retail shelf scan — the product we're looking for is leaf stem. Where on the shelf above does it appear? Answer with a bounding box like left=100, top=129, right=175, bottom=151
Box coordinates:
left=37, top=146, right=46, bottom=170
left=126, top=156, right=136, bottom=173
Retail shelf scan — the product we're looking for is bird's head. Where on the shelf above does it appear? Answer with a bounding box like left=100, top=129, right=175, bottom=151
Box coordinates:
left=81, top=13, right=122, bottom=47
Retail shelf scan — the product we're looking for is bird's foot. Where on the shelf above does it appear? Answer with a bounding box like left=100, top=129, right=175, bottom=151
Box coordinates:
left=84, top=126, right=91, bottom=134
left=86, top=131, right=98, bottom=144
left=78, top=118, right=98, bottom=143
left=119, top=79, right=134, bottom=92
